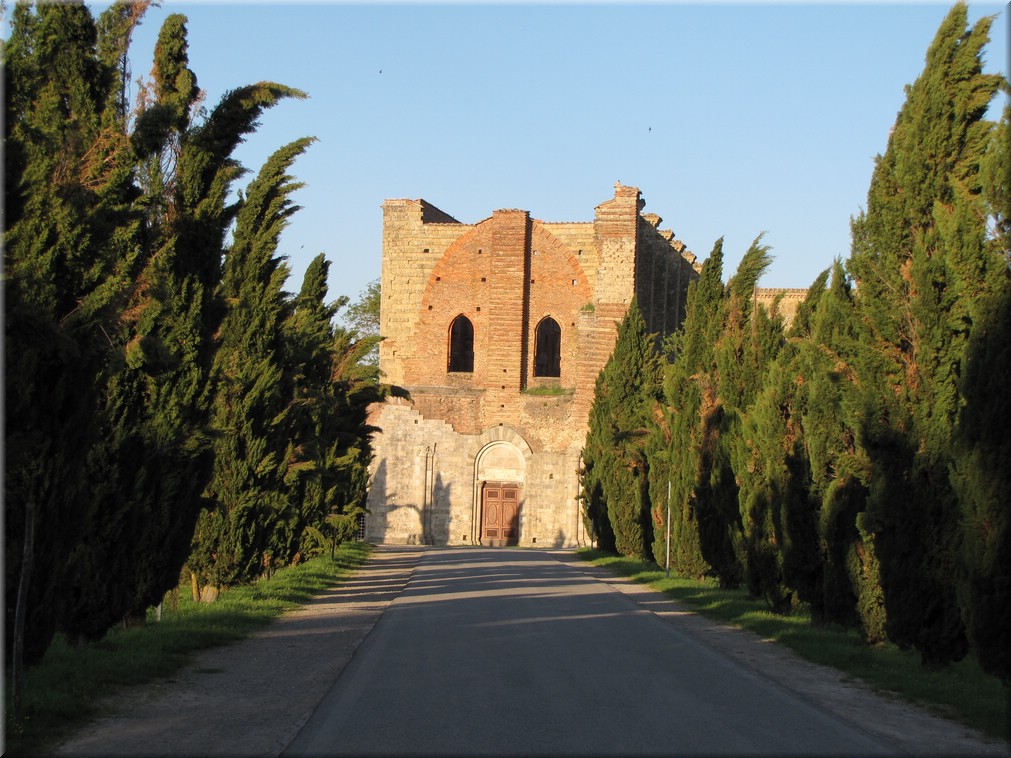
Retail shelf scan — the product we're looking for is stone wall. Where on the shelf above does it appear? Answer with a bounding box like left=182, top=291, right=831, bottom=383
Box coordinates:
left=753, top=287, right=808, bottom=328
left=365, top=403, right=586, bottom=548
left=635, top=212, right=702, bottom=342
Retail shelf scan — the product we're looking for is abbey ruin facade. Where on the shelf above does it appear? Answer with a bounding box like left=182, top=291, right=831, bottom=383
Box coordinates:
left=364, top=182, right=805, bottom=547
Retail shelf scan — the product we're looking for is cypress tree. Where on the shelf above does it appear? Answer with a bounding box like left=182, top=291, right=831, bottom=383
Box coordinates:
left=282, top=255, right=344, bottom=555
left=649, top=239, right=726, bottom=577
left=950, top=99, right=1011, bottom=683
left=734, top=356, right=799, bottom=612
left=794, top=261, right=888, bottom=641
left=3, top=1, right=141, bottom=687
left=58, top=12, right=306, bottom=631
left=52, top=1, right=159, bottom=642
left=581, top=299, right=660, bottom=559
left=728, top=260, right=832, bottom=606
left=4, top=3, right=309, bottom=662
left=848, top=4, right=1002, bottom=663
left=189, top=138, right=314, bottom=592
left=650, top=237, right=772, bottom=586
left=284, top=256, right=393, bottom=560
left=732, top=283, right=814, bottom=613
left=702, top=236, right=774, bottom=588
left=125, top=28, right=302, bottom=620
left=312, top=316, right=389, bottom=549
left=580, top=421, right=616, bottom=553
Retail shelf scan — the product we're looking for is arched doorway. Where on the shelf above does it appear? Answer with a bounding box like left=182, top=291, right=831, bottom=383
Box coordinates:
left=475, top=440, right=525, bottom=547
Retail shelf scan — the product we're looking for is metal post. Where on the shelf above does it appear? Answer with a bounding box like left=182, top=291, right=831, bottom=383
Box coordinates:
left=666, top=479, right=671, bottom=578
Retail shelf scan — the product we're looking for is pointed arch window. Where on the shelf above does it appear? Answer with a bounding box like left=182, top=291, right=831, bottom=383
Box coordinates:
left=448, top=314, right=474, bottom=373
left=534, top=317, right=561, bottom=377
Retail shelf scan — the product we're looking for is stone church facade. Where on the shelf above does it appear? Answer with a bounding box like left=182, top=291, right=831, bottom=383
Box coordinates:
left=364, top=183, right=703, bottom=547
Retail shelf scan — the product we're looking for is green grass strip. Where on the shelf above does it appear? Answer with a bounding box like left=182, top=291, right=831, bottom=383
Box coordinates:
left=577, top=548, right=1009, bottom=741
left=5, top=542, right=372, bottom=756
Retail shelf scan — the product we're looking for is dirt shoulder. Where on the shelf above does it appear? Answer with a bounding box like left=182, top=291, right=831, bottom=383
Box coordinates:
left=56, top=546, right=1008, bottom=756
left=55, top=546, right=426, bottom=757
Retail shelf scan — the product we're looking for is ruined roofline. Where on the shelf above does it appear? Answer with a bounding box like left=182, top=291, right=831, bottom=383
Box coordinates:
left=385, top=198, right=462, bottom=225
left=391, top=182, right=650, bottom=228
left=387, top=184, right=702, bottom=269
left=754, top=287, right=808, bottom=297
left=419, top=199, right=461, bottom=224
left=594, top=181, right=642, bottom=213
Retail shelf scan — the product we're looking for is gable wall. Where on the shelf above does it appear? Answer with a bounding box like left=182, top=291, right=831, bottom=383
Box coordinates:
left=368, top=184, right=700, bottom=547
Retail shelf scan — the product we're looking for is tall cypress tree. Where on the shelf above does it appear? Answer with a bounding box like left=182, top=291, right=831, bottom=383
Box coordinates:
left=283, top=256, right=392, bottom=561
left=4, top=3, right=310, bottom=672
left=316, top=315, right=389, bottom=545
left=950, top=99, right=1011, bottom=683
left=580, top=402, right=616, bottom=553
left=581, top=299, right=660, bottom=559
left=59, top=11, right=307, bottom=630
left=702, top=236, right=774, bottom=589
left=282, top=255, right=344, bottom=555
left=3, top=1, right=141, bottom=688
left=848, top=4, right=1002, bottom=663
left=189, top=137, right=314, bottom=592
left=650, top=237, right=772, bottom=586
left=732, top=284, right=812, bottom=613
left=792, top=261, right=888, bottom=641
left=649, top=239, right=726, bottom=577
left=738, top=271, right=829, bottom=614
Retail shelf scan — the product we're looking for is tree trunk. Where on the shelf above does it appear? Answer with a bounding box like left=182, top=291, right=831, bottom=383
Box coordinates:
left=12, top=499, right=36, bottom=716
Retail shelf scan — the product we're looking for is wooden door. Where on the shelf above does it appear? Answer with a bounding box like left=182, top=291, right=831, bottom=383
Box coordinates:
left=482, top=483, right=520, bottom=546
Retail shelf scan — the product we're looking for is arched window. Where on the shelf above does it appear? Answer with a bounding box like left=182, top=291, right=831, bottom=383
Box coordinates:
left=534, top=317, right=561, bottom=377
left=448, top=315, right=474, bottom=373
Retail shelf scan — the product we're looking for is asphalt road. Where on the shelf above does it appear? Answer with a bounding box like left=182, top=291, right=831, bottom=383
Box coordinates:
left=285, top=548, right=894, bottom=756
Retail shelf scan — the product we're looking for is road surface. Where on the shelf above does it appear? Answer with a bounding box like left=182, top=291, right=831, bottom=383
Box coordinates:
left=286, top=548, right=894, bottom=756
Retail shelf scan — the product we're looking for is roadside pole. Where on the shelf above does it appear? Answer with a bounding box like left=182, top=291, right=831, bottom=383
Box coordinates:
left=666, top=479, right=671, bottom=578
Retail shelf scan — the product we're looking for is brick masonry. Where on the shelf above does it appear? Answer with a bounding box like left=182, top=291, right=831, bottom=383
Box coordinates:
left=366, top=183, right=801, bottom=547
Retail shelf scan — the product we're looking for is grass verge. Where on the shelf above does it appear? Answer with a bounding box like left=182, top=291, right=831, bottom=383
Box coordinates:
left=577, top=548, right=1009, bottom=741
left=4, top=542, right=372, bottom=756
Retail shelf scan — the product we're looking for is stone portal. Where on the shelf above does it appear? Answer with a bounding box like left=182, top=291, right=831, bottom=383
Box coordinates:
left=475, top=441, right=525, bottom=546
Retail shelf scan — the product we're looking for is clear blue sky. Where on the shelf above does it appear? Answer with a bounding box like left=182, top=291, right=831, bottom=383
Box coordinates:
left=18, top=2, right=1011, bottom=307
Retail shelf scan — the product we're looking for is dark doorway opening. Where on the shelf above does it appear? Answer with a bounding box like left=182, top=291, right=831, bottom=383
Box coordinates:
left=534, top=317, right=561, bottom=377
left=448, top=314, right=474, bottom=373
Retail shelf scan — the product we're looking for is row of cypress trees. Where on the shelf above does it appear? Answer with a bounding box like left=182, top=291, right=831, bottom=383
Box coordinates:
left=582, top=4, right=1010, bottom=685
left=3, top=0, right=385, bottom=703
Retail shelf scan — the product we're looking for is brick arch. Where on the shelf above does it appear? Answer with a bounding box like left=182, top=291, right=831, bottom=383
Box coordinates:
left=527, top=223, right=591, bottom=386
left=529, top=222, right=592, bottom=300
left=408, top=221, right=494, bottom=387
left=422, top=219, right=494, bottom=302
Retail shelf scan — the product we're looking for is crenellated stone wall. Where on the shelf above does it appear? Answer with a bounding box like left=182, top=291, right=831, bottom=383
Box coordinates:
left=753, top=287, right=808, bottom=328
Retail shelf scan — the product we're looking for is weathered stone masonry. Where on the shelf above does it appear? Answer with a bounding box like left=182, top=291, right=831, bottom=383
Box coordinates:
left=366, top=183, right=702, bottom=547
